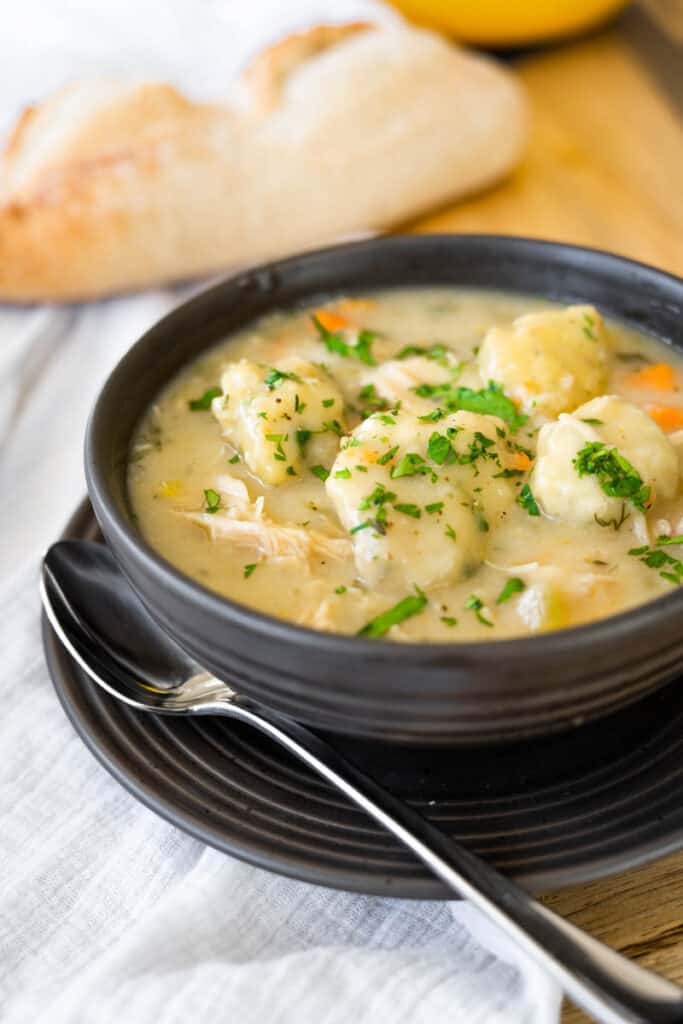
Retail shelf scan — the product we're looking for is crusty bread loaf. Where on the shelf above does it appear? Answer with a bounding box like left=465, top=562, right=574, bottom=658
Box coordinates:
left=0, top=22, right=526, bottom=302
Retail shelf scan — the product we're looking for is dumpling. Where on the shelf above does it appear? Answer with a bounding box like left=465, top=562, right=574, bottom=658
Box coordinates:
left=477, top=305, right=609, bottom=417
left=533, top=395, right=679, bottom=524
left=326, top=407, right=517, bottom=588
left=212, top=357, right=346, bottom=485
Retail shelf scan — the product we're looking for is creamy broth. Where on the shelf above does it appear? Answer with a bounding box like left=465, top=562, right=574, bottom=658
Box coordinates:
left=128, top=288, right=683, bottom=641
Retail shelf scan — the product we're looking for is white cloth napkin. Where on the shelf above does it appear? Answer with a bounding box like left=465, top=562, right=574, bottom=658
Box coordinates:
left=0, top=2, right=562, bottom=1021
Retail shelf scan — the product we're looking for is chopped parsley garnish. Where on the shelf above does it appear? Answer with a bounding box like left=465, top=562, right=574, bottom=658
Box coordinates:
left=393, top=503, right=421, bottom=519
left=378, top=445, right=399, bottom=466
left=494, top=468, right=524, bottom=478
left=265, top=432, right=287, bottom=461
left=322, top=398, right=335, bottom=407
left=440, top=616, right=458, bottom=627
left=357, top=383, right=389, bottom=417
left=657, top=534, right=683, bottom=546
left=496, top=578, right=525, bottom=604
left=359, top=483, right=396, bottom=511
left=334, top=468, right=351, bottom=479
left=391, top=452, right=433, bottom=480
left=580, top=418, right=604, bottom=426
left=358, top=586, right=428, bottom=638
left=418, top=408, right=447, bottom=423
left=464, top=595, right=493, bottom=627
left=189, top=386, right=222, bottom=411
left=294, top=393, right=305, bottom=413
left=628, top=544, right=683, bottom=585
left=445, top=524, right=457, bottom=541
left=312, top=315, right=378, bottom=366
left=594, top=503, right=630, bottom=531
left=310, top=465, right=330, bottom=482
left=517, top=483, right=540, bottom=517
left=427, top=431, right=456, bottom=466
left=335, top=585, right=347, bottom=595
left=286, top=466, right=297, bottom=476
left=203, top=488, right=221, bottom=514
left=243, top=563, right=257, bottom=579
left=425, top=501, right=444, bottom=514
left=350, top=521, right=372, bottom=534
left=322, top=419, right=344, bottom=437
left=582, top=312, right=597, bottom=340
left=263, top=367, right=301, bottom=390
left=377, top=414, right=396, bottom=425
left=355, top=464, right=368, bottom=473
left=573, top=442, right=650, bottom=512
left=356, top=484, right=396, bottom=535
left=458, top=432, right=499, bottom=474
left=354, top=330, right=379, bottom=366
left=296, top=429, right=312, bottom=455
left=413, top=380, right=527, bottom=431
left=396, top=342, right=455, bottom=367
left=229, top=453, right=240, bottom=464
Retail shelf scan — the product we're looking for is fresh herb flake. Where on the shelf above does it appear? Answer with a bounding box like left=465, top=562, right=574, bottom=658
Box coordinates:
left=358, top=586, right=428, bottom=638
left=263, top=368, right=301, bottom=390
left=393, top=503, right=421, bottom=519
left=378, top=445, right=399, bottom=466
left=464, top=595, right=493, bottom=627
left=312, top=316, right=378, bottom=366
left=517, top=483, right=540, bottom=517
left=203, top=488, right=221, bottom=514
left=573, top=442, right=650, bottom=512
left=414, top=380, right=527, bottom=431
left=496, top=578, right=525, bottom=604
left=189, top=386, right=222, bottom=411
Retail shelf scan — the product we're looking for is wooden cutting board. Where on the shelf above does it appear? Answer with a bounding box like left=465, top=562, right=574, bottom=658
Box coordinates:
left=410, top=11, right=683, bottom=1022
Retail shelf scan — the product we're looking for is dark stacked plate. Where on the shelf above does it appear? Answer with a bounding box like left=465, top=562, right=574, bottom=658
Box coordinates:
left=44, top=501, right=683, bottom=898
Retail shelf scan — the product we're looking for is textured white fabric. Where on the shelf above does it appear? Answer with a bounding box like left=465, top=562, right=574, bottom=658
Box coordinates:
left=0, top=3, right=562, bottom=1022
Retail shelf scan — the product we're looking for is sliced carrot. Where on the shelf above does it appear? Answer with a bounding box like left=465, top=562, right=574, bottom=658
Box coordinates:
left=644, top=404, right=683, bottom=431
left=626, top=363, right=675, bottom=391
left=510, top=451, right=532, bottom=471
left=313, top=310, right=350, bottom=333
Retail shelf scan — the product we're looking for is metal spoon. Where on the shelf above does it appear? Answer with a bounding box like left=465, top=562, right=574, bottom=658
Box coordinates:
left=41, top=539, right=683, bottom=1024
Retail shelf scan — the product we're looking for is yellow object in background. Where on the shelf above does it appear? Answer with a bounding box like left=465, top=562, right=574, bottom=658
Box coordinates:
left=387, top=0, right=630, bottom=47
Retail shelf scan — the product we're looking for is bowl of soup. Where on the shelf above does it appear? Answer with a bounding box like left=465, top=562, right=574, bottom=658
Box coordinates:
left=85, top=235, right=683, bottom=744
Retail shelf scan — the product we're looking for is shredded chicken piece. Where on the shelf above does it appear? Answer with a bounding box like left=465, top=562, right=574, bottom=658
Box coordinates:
left=185, top=475, right=351, bottom=564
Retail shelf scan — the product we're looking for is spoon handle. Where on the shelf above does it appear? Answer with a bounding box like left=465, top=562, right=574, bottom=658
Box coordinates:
left=205, top=693, right=683, bottom=1024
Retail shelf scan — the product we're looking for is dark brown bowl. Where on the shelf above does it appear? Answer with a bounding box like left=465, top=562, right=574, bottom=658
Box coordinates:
left=85, top=234, right=683, bottom=745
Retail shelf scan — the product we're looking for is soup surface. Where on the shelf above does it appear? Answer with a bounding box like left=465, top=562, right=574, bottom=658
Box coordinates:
left=128, top=289, right=683, bottom=641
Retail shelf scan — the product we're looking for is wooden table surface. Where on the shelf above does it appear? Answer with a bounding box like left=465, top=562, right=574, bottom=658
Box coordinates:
left=410, top=11, right=683, bottom=1023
